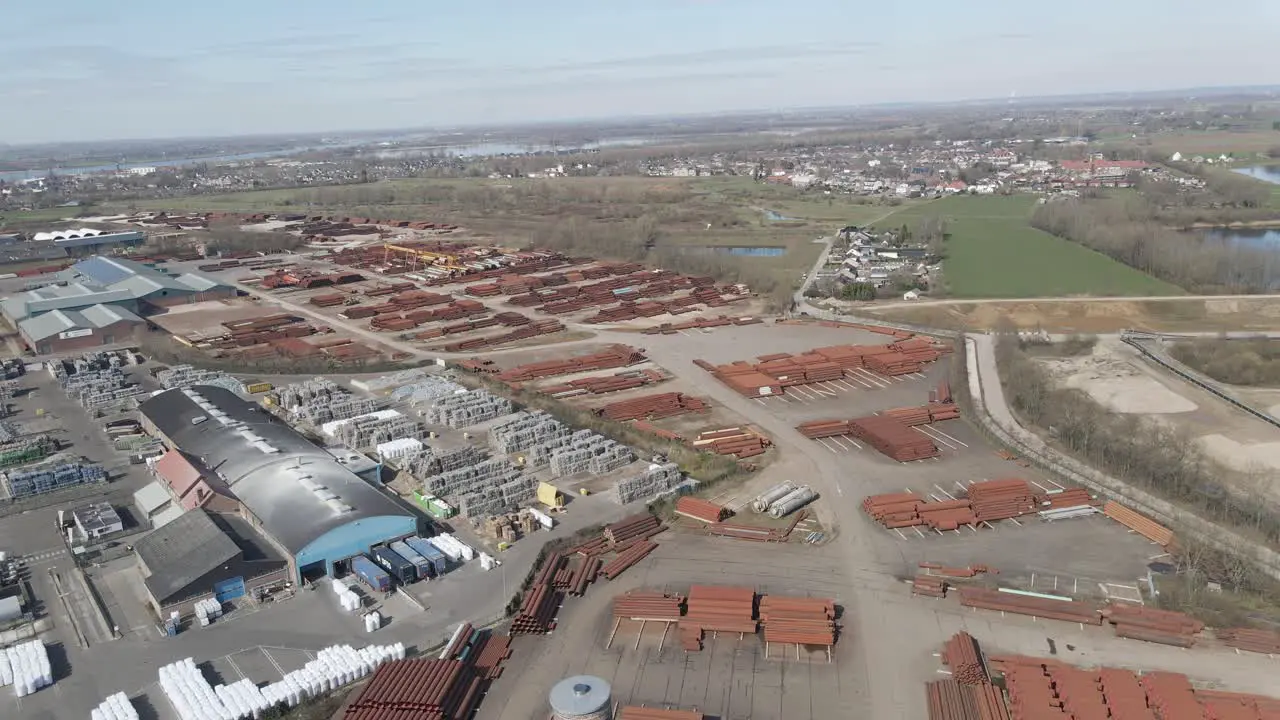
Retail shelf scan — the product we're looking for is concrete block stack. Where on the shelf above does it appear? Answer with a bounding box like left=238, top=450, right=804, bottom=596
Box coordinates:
left=276, top=379, right=382, bottom=425
left=420, top=389, right=512, bottom=428
left=2, top=459, right=105, bottom=499
left=154, top=365, right=241, bottom=392
left=489, top=411, right=569, bottom=454
left=334, top=414, right=422, bottom=449
left=60, top=368, right=146, bottom=412
left=352, top=368, right=430, bottom=393
left=420, top=457, right=537, bottom=517
left=389, top=376, right=465, bottom=407
left=408, top=444, right=485, bottom=478
left=611, top=462, right=684, bottom=504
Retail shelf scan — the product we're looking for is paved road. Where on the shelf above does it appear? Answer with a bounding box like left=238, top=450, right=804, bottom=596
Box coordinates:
left=863, top=292, right=1280, bottom=311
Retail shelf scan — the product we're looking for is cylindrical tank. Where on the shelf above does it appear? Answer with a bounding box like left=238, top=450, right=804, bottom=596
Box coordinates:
left=751, top=482, right=796, bottom=513
left=549, top=675, right=612, bottom=720
left=766, top=486, right=809, bottom=514
left=769, top=486, right=818, bottom=518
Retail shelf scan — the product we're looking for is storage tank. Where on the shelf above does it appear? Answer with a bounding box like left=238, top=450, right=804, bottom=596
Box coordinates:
left=751, top=482, right=796, bottom=513
left=769, top=486, right=818, bottom=518
left=549, top=676, right=612, bottom=720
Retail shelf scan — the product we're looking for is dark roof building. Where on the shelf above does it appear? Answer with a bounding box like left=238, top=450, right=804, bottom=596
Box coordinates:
left=134, top=509, right=287, bottom=614
left=138, top=385, right=418, bottom=583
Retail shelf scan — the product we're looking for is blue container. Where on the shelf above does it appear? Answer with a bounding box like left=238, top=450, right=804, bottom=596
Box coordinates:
left=371, top=546, right=415, bottom=586
left=405, top=536, right=448, bottom=577
left=350, top=556, right=392, bottom=593
left=390, top=540, right=430, bottom=581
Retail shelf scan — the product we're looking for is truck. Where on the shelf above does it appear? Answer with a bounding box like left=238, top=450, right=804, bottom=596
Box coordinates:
left=405, top=536, right=448, bottom=577
left=389, top=540, right=431, bottom=582
left=350, top=555, right=392, bottom=593
left=371, top=546, right=415, bottom=586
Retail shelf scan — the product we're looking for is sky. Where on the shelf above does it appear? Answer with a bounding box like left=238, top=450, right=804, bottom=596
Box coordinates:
left=2, top=0, right=1278, bottom=144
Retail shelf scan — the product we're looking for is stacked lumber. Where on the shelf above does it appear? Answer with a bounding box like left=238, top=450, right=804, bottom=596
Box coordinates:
left=613, top=591, right=684, bottom=622
left=914, top=575, right=948, bottom=598
left=538, top=369, right=667, bottom=398
left=601, top=540, right=658, bottom=580
left=510, top=582, right=561, bottom=635
left=758, top=595, right=837, bottom=646
left=849, top=415, right=939, bottom=461
left=1217, top=627, right=1280, bottom=655
left=1141, top=672, right=1203, bottom=720
left=595, top=392, right=710, bottom=421
left=605, top=513, right=665, bottom=545
left=967, top=479, right=1036, bottom=522
left=494, top=345, right=646, bottom=382
left=690, top=426, right=770, bottom=459
left=941, top=632, right=988, bottom=685
left=1037, top=488, right=1095, bottom=510
left=681, top=585, right=757, bottom=644
left=1103, top=501, right=1175, bottom=546
left=957, top=587, right=1101, bottom=625
left=674, top=496, right=729, bottom=524
left=1102, top=603, right=1202, bottom=647
left=884, top=403, right=961, bottom=426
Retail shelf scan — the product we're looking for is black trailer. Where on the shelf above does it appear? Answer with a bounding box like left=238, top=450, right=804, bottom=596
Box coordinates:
left=370, top=546, right=415, bottom=586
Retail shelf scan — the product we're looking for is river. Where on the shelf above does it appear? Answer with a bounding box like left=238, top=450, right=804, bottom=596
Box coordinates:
left=1234, top=165, right=1280, bottom=185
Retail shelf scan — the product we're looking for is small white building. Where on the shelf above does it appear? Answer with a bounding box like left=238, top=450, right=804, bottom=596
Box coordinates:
left=71, top=502, right=124, bottom=540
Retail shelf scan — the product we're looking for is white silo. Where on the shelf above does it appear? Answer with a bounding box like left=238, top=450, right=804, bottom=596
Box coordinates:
left=549, top=675, right=613, bottom=720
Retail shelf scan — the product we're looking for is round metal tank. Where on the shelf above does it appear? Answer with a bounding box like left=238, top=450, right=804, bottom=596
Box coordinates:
left=549, top=675, right=613, bottom=720
left=751, top=481, right=796, bottom=513
left=769, top=486, right=818, bottom=518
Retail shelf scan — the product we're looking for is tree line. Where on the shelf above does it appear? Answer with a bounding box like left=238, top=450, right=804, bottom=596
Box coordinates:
left=1171, top=338, right=1280, bottom=387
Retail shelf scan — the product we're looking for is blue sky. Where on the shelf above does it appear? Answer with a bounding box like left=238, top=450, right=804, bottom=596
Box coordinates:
left=2, top=0, right=1277, bottom=144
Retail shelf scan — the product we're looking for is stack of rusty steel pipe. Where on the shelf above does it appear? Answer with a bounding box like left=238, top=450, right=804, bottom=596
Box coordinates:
left=941, top=632, right=988, bottom=685
left=605, top=512, right=666, bottom=545
left=510, top=581, right=561, bottom=635
left=680, top=585, right=757, bottom=652
left=1037, top=488, right=1096, bottom=510
left=1217, top=627, right=1280, bottom=655
left=613, top=591, right=685, bottom=622
left=595, top=392, right=711, bottom=421
left=493, top=345, right=646, bottom=383
left=1102, top=603, right=1203, bottom=647
left=913, top=575, right=948, bottom=598
left=966, top=479, right=1037, bottom=522
left=674, top=496, right=729, bottom=524
left=925, top=679, right=1010, bottom=720
left=706, top=510, right=806, bottom=543
left=920, top=562, right=996, bottom=578
left=464, top=632, right=512, bottom=680
left=758, top=595, right=837, bottom=647
left=1102, top=501, right=1175, bottom=546
left=884, top=403, right=961, bottom=426
left=689, top=426, right=771, bottom=459
left=601, top=540, right=659, bottom=580
left=1141, top=672, right=1203, bottom=720
left=848, top=415, right=939, bottom=461
left=861, top=492, right=978, bottom=531
left=957, top=587, right=1102, bottom=625
left=343, top=658, right=483, bottom=720
left=558, top=556, right=602, bottom=597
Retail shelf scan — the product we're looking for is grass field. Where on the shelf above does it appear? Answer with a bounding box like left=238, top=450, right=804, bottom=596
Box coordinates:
left=875, top=194, right=1183, bottom=298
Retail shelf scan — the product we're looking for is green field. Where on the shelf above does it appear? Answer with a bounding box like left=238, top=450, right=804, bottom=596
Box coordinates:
left=876, top=194, right=1184, bottom=298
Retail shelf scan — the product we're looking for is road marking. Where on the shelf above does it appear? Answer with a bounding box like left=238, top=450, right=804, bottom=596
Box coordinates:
left=829, top=435, right=855, bottom=452
left=225, top=654, right=246, bottom=680
left=914, top=426, right=956, bottom=450
left=843, top=373, right=874, bottom=389
left=262, top=648, right=286, bottom=679
left=816, top=438, right=841, bottom=454
left=923, top=424, right=968, bottom=448
left=933, top=484, right=956, bottom=501
left=852, top=369, right=890, bottom=388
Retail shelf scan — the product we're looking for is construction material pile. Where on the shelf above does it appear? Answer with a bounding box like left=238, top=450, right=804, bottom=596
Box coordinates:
left=641, top=315, right=760, bottom=335
left=912, top=575, right=948, bottom=598
left=957, top=587, right=1101, bottom=625
left=493, top=346, right=646, bottom=383
left=550, top=555, right=602, bottom=597
left=706, top=509, right=808, bottom=542
left=613, top=591, right=684, bottom=622
left=510, top=579, right=561, bottom=635
left=567, top=513, right=667, bottom=582
left=1102, top=603, right=1203, bottom=647
left=611, top=461, right=684, bottom=504
left=862, top=492, right=977, bottom=531
left=689, top=427, right=770, bottom=459
left=489, top=411, right=636, bottom=476
left=941, top=632, right=987, bottom=685
left=419, top=456, right=537, bottom=518
left=884, top=403, right=961, bottom=425
left=799, top=415, right=938, bottom=461
left=431, top=318, right=566, bottom=353
left=1217, top=627, right=1280, bottom=655
left=2, top=459, right=106, bottom=500
left=1102, top=501, right=1175, bottom=546
left=536, top=369, right=668, bottom=398
left=758, top=595, right=836, bottom=647
left=342, top=658, right=482, bottom=720
left=919, top=562, right=996, bottom=578
left=925, top=679, right=1010, bottom=720
left=680, top=585, right=757, bottom=651
left=967, top=479, right=1037, bottom=522
left=600, top=541, right=658, bottom=580
left=595, top=392, right=710, bottom=422
left=438, top=625, right=512, bottom=680
left=1036, top=488, right=1097, bottom=517
left=674, top=496, right=728, bottom=524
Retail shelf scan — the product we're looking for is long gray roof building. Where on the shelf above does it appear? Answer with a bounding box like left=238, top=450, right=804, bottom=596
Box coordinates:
left=138, top=385, right=418, bottom=580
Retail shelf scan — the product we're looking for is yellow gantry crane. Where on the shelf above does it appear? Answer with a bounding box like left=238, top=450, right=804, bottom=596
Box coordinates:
left=381, top=243, right=464, bottom=272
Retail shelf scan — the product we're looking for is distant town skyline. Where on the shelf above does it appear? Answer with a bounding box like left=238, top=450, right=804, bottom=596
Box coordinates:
left=2, top=0, right=1277, bottom=144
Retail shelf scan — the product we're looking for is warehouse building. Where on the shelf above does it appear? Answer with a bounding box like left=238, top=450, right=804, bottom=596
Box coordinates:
left=31, top=228, right=145, bottom=256
left=135, top=509, right=288, bottom=617
left=138, top=384, right=419, bottom=583
left=70, top=502, right=124, bottom=541
left=2, top=255, right=232, bottom=354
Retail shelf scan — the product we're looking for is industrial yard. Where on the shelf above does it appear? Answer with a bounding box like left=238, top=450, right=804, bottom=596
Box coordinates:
left=0, top=212, right=1278, bottom=720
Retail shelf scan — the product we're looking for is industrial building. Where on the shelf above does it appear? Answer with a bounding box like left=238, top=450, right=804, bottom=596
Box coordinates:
left=134, top=509, right=288, bottom=617
left=1, top=255, right=232, bottom=353
left=31, top=228, right=145, bottom=256
left=138, top=384, right=419, bottom=583
left=70, top=502, right=124, bottom=541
